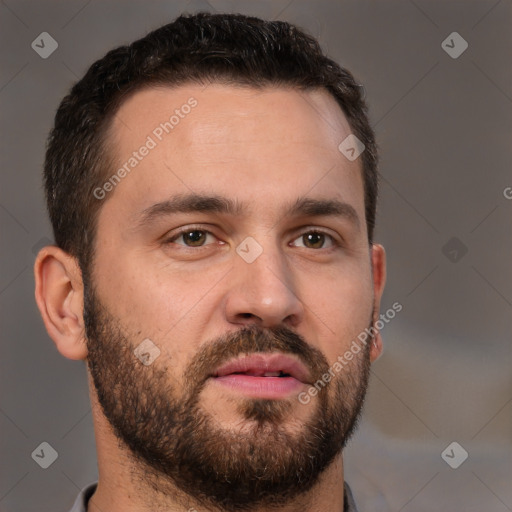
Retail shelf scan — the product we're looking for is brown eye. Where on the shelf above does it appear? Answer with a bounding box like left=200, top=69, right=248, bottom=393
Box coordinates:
left=303, top=232, right=325, bottom=249
left=291, top=231, right=335, bottom=249
left=171, top=229, right=215, bottom=247
left=183, top=230, right=206, bottom=246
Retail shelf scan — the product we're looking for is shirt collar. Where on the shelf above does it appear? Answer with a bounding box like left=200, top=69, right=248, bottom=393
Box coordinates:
left=69, top=481, right=358, bottom=511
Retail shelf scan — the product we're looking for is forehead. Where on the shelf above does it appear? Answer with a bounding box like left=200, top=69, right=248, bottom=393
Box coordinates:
left=102, top=83, right=364, bottom=223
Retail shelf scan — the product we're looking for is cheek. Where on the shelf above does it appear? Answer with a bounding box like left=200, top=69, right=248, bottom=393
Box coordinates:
left=95, top=243, right=204, bottom=320
left=305, top=265, right=373, bottom=360
left=91, top=247, right=227, bottom=362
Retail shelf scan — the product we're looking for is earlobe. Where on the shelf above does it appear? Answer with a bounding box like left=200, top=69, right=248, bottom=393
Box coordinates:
left=370, top=243, right=386, bottom=363
left=369, top=331, right=383, bottom=362
left=34, top=246, right=88, bottom=360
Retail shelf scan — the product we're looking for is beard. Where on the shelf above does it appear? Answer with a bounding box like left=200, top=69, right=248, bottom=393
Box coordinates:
left=83, top=281, right=372, bottom=512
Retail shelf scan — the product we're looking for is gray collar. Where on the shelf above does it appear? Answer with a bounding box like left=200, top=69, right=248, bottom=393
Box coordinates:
left=69, top=481, right=359, bottom=511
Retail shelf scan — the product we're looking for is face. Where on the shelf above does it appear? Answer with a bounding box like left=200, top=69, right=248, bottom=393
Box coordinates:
left=84, top=84, right=380, bottom=510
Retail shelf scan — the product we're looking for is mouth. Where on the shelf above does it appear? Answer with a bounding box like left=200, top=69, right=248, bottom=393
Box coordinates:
left=210, top=353, right=311, bottom=399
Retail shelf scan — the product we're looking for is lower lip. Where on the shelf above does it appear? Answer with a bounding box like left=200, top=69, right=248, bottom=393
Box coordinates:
left=212, top=374, right=305, bottom=399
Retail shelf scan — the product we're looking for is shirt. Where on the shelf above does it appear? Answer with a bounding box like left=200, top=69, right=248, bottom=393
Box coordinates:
left=69, top=480, right=359, bottom=511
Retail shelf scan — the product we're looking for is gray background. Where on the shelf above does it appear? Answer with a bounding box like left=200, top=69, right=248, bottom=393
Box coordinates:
left=1, top=1, right=511, bottom=511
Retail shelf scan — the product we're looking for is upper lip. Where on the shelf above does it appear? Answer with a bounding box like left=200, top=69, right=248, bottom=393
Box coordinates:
left=212, top=353, right=311, bottom=384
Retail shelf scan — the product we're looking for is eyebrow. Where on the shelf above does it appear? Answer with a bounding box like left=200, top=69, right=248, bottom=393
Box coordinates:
left=288, top=197, right=360, bottom=227
left=136, top=193, right=360, bottom=229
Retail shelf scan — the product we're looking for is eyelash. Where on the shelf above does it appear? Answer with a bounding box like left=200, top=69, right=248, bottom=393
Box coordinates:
left=165, top=226, right=340, bottom=249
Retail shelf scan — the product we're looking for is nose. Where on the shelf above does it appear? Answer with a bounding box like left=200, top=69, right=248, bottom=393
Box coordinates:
left=224, top=244, right=305, bottom=329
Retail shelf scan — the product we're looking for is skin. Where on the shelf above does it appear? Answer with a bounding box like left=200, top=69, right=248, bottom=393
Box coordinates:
left=34, top=83, right=386, bottom=512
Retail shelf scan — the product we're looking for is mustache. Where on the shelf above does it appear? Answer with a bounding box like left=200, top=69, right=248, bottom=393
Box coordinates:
left=184, top=325, right=330, bottom=391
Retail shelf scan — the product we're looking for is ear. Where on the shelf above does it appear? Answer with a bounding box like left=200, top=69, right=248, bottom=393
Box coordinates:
left=34, top=246, right=88, bottom=360
left=369, top=243, right=386, bottom=362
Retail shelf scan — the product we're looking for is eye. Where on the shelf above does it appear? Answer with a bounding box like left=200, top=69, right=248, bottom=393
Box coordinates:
left=291, top=230, right=335, bottom=249
left=168, top=229, right=217, bottom=247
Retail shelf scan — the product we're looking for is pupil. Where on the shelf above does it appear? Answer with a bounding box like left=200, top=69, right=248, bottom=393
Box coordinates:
left=305, top=232, right=324, bottom=248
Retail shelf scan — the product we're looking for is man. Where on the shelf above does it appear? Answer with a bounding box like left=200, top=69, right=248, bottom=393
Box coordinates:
left=34, top=12, right=385, bottom=512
